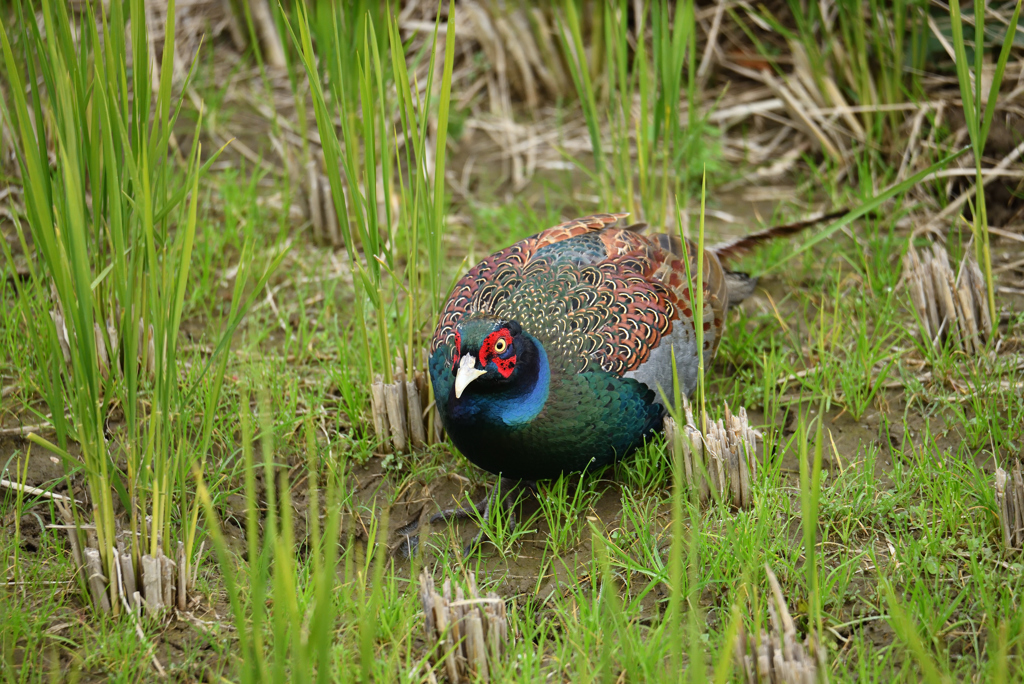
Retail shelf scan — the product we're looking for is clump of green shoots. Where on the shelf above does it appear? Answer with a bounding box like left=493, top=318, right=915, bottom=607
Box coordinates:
left=0, top=0, right=281, bottom=614
left=198, top=393, right=423, bottom=681
left=799, top=277, right=899, bottom=421
left=947, top=0, right=1022, bottom=333
left=448, top=478, right=537, bottom=557
left=560, top=0, right=711, bottom=229
left=286, top=1, right=456, bottom=449
left=797, top=405, right=826, bottom=659
left=198, top=401, right=345, bottom=683
left=535, top=471, right=600, bottom=554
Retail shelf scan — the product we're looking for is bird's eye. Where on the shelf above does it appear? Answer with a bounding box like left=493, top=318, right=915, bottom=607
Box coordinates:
left=494, top=338, right=508, bottom=354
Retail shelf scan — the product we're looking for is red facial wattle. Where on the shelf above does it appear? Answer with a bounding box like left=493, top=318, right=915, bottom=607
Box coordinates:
left=479, top=330, right=516, bottom=378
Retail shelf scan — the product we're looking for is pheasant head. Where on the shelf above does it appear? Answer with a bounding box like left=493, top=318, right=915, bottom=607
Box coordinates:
left=450, top=317, right=527, bottom=399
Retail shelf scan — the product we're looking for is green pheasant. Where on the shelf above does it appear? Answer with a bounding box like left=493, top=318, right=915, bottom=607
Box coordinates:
left=422, top=211, right=834, bottom=546
left=428, top=212, right=832, bottom=477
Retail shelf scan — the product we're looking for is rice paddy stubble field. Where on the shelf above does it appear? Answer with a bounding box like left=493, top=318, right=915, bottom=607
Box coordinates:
left=3, top=0, right=1024, bottom=681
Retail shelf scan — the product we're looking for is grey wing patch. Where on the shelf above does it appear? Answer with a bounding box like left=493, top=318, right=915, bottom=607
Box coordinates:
left=623, top=317, right=708, bottom=404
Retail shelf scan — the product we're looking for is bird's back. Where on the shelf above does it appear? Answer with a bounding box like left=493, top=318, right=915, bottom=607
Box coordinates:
left=432, top=213, right=729, bottom=400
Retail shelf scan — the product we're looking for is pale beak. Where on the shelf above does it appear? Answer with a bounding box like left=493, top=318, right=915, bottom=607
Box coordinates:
left=454, top=354, right=486, bottom=398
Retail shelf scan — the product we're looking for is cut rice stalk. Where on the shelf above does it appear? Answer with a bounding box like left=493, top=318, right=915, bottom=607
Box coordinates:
left=902, top=240, right=990, bottom=354
left=995, top=461, right=1024, bottom=552
left=419, top=568, right=508, bottom=683
left=664, top=402, right=759, bottom=508
left=735, top=565, right=827, bottom=683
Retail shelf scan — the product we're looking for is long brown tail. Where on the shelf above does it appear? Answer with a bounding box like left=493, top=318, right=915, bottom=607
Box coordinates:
left=710, top=209, right=847, bottom=262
